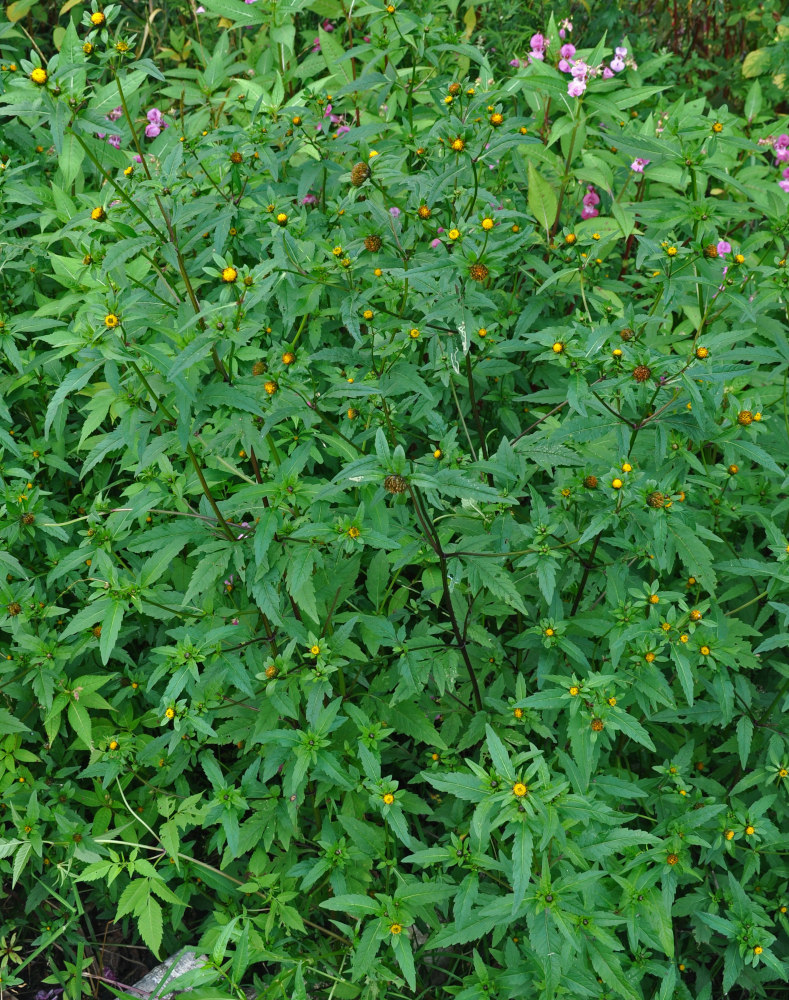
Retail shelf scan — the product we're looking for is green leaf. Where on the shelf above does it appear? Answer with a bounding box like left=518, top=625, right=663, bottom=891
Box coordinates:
left=510, top=823, right=533, bottom=913
left=138, top=895, right=164, bottom=958
left=527, top=162, right=558, bottom=237
left=99, top=602, right=125, bottom=665
left=736, top=715, right=753, bottom=769
left=391, top=932, right=416, bottom=991
left=67, top=700, right=93, bottom=749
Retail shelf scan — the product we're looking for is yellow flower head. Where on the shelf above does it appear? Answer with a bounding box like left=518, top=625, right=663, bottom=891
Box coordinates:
left=221, top=266, right=238, bottom=283
left=109, top=740, right=118, bottom=750
left=569, top=686, right=579, bottom=696
left=552, top=342, right=564, bottom=353
left=512, top=782, right=527, bottom=797
left=91, top=206, right=106, bottom=221
left=165, top=707, right=175, bottom=719
left=389, top=922, right=402, bottom=934
left=383, top=792, right=394, bottom=805
left=310, top=644, right=320, bottom=655
left=104, top=313, right=119, bottom=328
left=363, top=309, right=374, bottom=320
left=612, top=478, right=623, bottom=489
left=91, top=11, right=106, bottom=25
left=448, top=228, right=460, bottom=240
left=30, top=67, right=48, bottom=85
left=409, top=328, right=419, bottom=338
left=433, top=448, right=442, bottom=458
left=481, top=217, right=494, bottom=230
left=451, top=138, right=465, bottom=152
left=666, top=246, right=677, bottom=256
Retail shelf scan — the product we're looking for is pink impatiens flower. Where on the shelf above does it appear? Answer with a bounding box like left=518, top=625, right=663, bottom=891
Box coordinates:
left=716, top=240, right=732, bottom=256
left=631, top=158, right=650, bottom=172
left=610, top=56, right=625, bottom=72
left=567, top=79, right=586, bottom=98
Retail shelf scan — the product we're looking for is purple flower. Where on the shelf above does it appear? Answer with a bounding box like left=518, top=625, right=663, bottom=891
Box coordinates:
left=301, top=193, right=317, bottom=204
left=631, top=157, right=650, bottom=172
left=610, top=56, right=625, bottom=72
left=570, top=61, right=587, bottom=79
left=558, top=58, right=571, bottom=73
left=232, top=618, right=239, bottom=625
left=509, top=58, right=521, bottom=67
left=108, top=135, right=121, bottom=149
left=615, top=46, right=627, bottom=57
left=145, top=124, right=161, bottom=138
left=195, top=4, right=205, bottom=10
left=567, top=79, right=586, bottom=98
left=430, top=238, right=441, bottom=248
left=716, top=240, right=732, bottom=256
left=335, top=124, right=350, bottom=135
left=321, top=18, right=334, bottom=30
left=530, top=32, right=546, bottom=51
left=780, top=179, right=789, bottom=192
left=312, top=37, right=320, bottom=52
left=97, top=132, right=106, bottom=139
left=602, top=66, right=614, bottom=79
left=581, top=205, right=599, bottom=219
left=389, top=207, right=401, bottom=217
left=107, top=106, right=123, bottom=122
left=529, top=49, right=545, bottom=61
left=560, top=43, right=575, bottom=59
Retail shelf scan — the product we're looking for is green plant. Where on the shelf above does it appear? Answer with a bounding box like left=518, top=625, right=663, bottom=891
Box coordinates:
left=1, top=2, right=789, bottom=999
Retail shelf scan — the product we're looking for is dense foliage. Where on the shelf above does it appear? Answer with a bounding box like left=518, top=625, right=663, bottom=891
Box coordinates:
left=1, top=1, right=789, bottom=999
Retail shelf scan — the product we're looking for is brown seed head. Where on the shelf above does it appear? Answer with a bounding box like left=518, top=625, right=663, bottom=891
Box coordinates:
left=620, top=327, right=634, bottom=341
left=21, top=513, right=35, bottom=525
left=230, top=151, right=243, bottom=164
left=252, top=361, right=267, bottom=376
left=469, top=262, right=489, bottom=282
left=646, top=491, right=666, bottom=508
left=632, top=364, right=651, bottom=383
left=703, top=244, right=718, bottom=259
left=384, top=474, right=407, bottom=494
left=737, top=410, right=753, bottom=425
left=350, top=161, right=370, bottom=187
left=8, top=602, right=22, bottom=617
left=583, top=475, right=598, bottom=489
left=364, top=234, right=382, bottom=252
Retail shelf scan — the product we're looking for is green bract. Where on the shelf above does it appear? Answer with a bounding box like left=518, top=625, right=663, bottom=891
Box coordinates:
left=1, top=2, right=789, bottom=999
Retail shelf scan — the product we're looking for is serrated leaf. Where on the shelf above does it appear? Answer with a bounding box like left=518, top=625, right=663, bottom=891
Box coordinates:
left=736, top=715, right=753, bottom=769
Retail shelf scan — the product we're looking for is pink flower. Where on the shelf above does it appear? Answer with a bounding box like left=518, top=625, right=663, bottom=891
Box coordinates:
left=558, top=58, right=571, bottom=73
left=610, top=56, right=625, bottom=72
left=581, top=205, right=599, bottom=219
left=145, top=124, right=161, bottom=138
left=560, top=43, right=575, bottom=59
left=107, top=106, right=123, bottom=122
left=312, top=37, right=320, bottom=52
left=615, top=46, right=627, bottom=57
left=108, top=135, right=121, bottom=149
left=780, top=179, right=789, bottom=192
left=97, top=132, right=106, bottom=139
left=602, top=67, right=614, bottom=79
left=529, top=49, right=545, bottom=61
left=530, top=32, right=547, bottom=51
left=570, top=61, right=587, bottom=79
left=321, top=18, right=334, bottom=30
left=631, top=158, right=650, bottom=172
left=195, top=5, right=205, bottom=10
left=301, top=193, right=317, bottom=204
left=583, top=186, right=600, bottom=207
left=389, top=207, right=401, bottom=217
left=567, top=79, right=586, bottom=98
left=232, top=618, right=239, bottom=625
left=509, top=59, right=521, bottom=67
left=335, top=124, right=350, bottom=135
left=716, top=240, right=731, bottom=256
left=431, top=238, right=441, bottom=248
left=134, top=155, right=143, bottom=163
